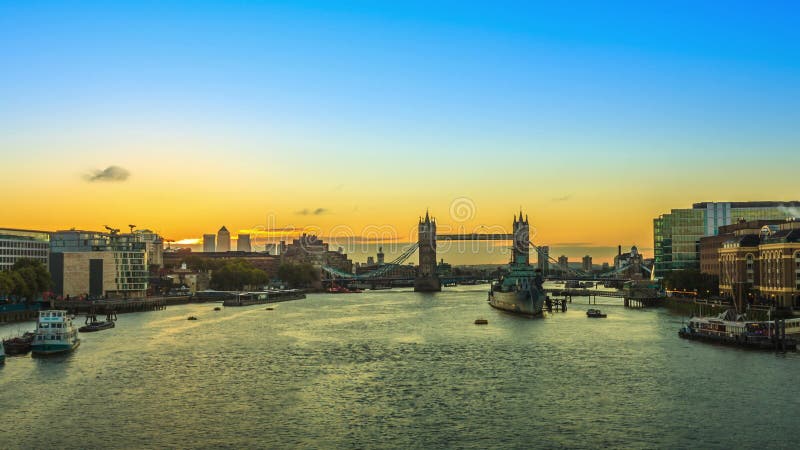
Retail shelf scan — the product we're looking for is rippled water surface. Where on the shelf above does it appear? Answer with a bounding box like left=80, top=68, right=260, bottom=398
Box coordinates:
left=1, top=286, right=798, bottom=449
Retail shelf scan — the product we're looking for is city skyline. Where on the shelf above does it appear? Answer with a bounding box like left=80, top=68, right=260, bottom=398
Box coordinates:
left=2, top=2, right=799, bottom=263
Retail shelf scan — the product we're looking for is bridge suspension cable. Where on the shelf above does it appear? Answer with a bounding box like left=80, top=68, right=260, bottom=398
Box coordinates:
left=526, top=240, right=591, bottom=277
left=321, top=243, right=419, bottom=280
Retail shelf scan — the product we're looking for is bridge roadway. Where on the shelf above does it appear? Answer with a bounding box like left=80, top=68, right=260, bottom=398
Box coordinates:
left=436, top=233, right=515, bottom=241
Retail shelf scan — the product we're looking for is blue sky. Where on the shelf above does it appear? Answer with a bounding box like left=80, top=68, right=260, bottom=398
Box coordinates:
left=1, top=1, right=799, bottom=261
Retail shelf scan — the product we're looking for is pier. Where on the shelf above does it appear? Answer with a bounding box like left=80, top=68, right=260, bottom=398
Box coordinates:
left=544, top=288, right=664, bottom=309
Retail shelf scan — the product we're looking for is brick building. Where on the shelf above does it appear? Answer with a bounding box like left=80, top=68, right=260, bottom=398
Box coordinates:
left=700, top=219, right=784, bottom=275
left=718, top=220, right=800, bottom=310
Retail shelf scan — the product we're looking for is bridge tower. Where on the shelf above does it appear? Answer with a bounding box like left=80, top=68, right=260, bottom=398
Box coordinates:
left=414, top=210, right=441, bottom=292
left=512, top=211, right=530, bottom=265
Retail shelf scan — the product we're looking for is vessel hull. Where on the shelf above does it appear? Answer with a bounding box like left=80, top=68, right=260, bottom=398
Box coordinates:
left=488, top=290, right=544, bottom=316
left=31, top=339, right=81, bottom=356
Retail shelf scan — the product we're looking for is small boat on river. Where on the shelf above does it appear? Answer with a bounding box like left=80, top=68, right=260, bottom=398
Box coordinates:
left=3, top=331, right=35, bottom=355
left=587, top=309, right=607, bottom=318
left=78, top=321, right=115, bottom=332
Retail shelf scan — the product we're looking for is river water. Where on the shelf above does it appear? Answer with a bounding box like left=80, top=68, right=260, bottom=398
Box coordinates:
left=1, top=286, right=797, bottom=449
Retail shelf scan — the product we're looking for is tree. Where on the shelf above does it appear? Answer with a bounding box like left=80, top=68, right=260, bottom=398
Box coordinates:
left=277, top=262, right=319, bottom=288
left=4, top=259, right=52, bottom=303
left=0, top=271, right=14, bottom=298
left=209, top=260, right=269, bottom=291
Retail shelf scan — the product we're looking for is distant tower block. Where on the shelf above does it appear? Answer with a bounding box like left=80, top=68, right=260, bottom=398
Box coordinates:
left=415, top=210, right=441, bottom=292
left=237, top=234, right=251, bottom=252
left=217, top=226, right=231, bottom=252
left=377, top=246, right=385, bottom=265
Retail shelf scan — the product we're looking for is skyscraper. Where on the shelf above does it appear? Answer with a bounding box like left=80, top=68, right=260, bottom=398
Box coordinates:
left=203, top=234, right=216, bottom=252
left=237, top=234, right=251, bottom=252
left=217, top=226, right=231, bottom=252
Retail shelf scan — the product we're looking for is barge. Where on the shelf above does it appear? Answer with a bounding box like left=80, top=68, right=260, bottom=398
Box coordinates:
left=679, top=315, right=799, bottom=351
left=222, top=289, right=306, bottom=307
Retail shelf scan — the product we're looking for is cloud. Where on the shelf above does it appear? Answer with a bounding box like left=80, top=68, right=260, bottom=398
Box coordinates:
left=84, top=165, right=130, bottom=182
left=296, top=208, right=329, bottom=216
left=552, top=194, right=573, bottom=202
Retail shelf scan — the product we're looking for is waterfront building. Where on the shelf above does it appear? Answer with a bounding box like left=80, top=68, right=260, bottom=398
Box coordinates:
left=162, top=263, right=211, bottom=294
left=614, top=246, right=645, bottom=279
left=0, top=228, right=50, bottom=272
left=217, top=226, right=231, bottom=252
left=654, top=201, right=800, bottom=277
left=602, top=262, right=610, bottom=271
left=133, top=229, right=164, bottom=269
left=719, top=219, right=800, bottom=309
left=582, top=255, right=592, bottom=273
left=237, top=234, right=251, bottom=252
left=203, top=234, right=216, bottom=252
left=50, top=229, right=148, bottom=298
left=537, top=245, right=549, bottom=276
left=699, top=219, right=784, bottom=276
left=282, top=234, right=353, bottom=275
left=367, top=256, right=375, bottom=265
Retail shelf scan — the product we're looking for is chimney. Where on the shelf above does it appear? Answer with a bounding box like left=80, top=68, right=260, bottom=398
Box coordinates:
left=618, top=245, right=622, bottom=256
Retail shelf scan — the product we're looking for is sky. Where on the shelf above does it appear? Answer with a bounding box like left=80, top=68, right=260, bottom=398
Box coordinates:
left=1, top=1, right=799, bottom=264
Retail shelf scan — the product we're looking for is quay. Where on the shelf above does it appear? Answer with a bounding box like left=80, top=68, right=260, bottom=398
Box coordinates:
left=53, top=297, right=168, bottom=315
left=545, top=288, right=663, bottom=309
left=0, top=304, right=39, bottom=323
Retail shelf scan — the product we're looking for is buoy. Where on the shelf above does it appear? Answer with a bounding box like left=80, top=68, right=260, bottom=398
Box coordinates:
left=474, top=319, right=488, bottom=325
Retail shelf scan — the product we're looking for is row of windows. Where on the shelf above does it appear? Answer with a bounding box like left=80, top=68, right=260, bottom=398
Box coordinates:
left=0, top=255, right=48, bottom=264
left=0, top=241, right=48, bottom=249
left=0, top=249, right=49, bottom=257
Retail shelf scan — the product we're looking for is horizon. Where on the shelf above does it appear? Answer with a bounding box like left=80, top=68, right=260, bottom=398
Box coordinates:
left=2, top=2, right=799, bottom=264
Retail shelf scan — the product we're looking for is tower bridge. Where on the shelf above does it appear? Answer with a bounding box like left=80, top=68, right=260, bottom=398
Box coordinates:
left=321, top=210, right=640, bottom=289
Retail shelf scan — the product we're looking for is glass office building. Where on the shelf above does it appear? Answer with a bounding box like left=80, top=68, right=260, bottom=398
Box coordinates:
left=654, top=202, right=800, bottom=277
left=0, top=228, right=50, bottom=272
